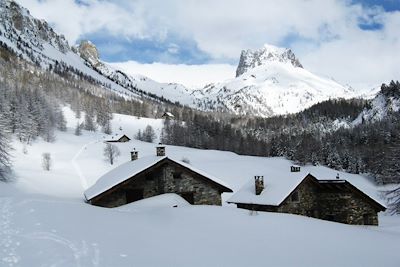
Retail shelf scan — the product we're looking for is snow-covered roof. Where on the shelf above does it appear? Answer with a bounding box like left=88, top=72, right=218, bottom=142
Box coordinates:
left=84, top=156, right=232, bottom=201
left=227, top=170, right=309, bottom=206
left=228, top=172, right=386, bottom=208
left=106, top=134, right=130, bottom=142
left=162, top=112, right=175, bottom=117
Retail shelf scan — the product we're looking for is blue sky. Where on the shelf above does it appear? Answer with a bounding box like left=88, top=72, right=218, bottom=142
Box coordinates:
left=86, top=32, right=212, bottom=64
left=79, top=0, right=400, bottom=64
left=355, top=0, right=400, bottom=11
left=18, top=0, right=400, bottom=88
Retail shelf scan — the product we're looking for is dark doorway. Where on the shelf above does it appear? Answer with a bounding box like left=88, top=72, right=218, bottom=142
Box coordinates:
left=179, top=192, right=194, bottom=204
left=363, top=214, right=372, bottom=225
left=125, top=189, right=144, bottom=203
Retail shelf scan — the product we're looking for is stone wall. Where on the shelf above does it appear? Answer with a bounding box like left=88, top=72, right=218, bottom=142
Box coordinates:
left=318, top=190, right=379, bottom=225
left=235, top=178, right=319, bottom=217
left=277, top=179, right=319, bottom=217
left=91, top=160, right=223, bottom=207
left=234, top=177, right=381, bottom=225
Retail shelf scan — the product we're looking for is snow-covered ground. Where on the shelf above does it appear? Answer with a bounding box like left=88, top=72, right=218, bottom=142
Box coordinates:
left=1, top=106, right=400, bottom=267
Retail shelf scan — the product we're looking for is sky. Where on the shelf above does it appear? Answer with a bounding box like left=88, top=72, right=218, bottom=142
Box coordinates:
left=17, top=0, right=400, bottom=89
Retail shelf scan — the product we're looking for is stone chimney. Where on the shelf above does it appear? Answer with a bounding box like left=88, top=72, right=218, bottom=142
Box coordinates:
left=255, top=176, right=264, bottom=195
left=156, top=143, right=166, bottom=157
left=130, top=149, right=138, bottom=161
left=291, top=165, right=301, bottom=172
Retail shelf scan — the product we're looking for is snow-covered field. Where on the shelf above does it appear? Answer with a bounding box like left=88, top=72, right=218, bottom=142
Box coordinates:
left=1, top=107, right=400, bottom=267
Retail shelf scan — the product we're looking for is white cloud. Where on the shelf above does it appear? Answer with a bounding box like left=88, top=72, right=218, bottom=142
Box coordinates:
left=109, top=61, right=236, bottom=88
left=15, top=0, right=400, bottom=88
left=298, top=10, right=400, bottom=89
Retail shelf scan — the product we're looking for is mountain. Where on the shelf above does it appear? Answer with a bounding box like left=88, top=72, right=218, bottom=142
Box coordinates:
left=353, top=81, right=400, bottom=125
left=236, top=44, right=303, bottom=77
left=0, top=0, right=378, bottom=118
left=193, top=44, right=364, bottom=117
left=0, top=0, right=195, bottom=106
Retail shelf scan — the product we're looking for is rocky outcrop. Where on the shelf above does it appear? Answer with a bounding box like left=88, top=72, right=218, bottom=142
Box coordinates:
left=78, top=40, right=100, bottom=67
left=236, top=44, right=303, bottom=77
left=0, top=0, right=70, bottom=53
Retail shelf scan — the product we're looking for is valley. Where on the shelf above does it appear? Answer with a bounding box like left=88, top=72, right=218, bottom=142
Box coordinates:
left=0, top=0, right=400, bottom=266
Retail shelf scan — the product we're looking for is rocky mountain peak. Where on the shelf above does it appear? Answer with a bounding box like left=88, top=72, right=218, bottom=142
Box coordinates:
left=0, top=0, right=70, bottom=53
left=235, top=44, right=303, bottom=77
left=78, top=40, right=100, bottom=67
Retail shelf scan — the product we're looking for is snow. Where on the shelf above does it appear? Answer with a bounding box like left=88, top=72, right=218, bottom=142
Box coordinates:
left=1, top=185, right=400, bottom=267
left=84, top=154, right=232, bottom=201
left=228, top=168, right=385, bottom=207
left=228, top=169, right=308, bottom=206
left=195, top=61, right=361, bottom=117
left=116, top=193, right=190, bottom=211
left=105, top=134, right=130, bottom=141
left=353, top=92, right=400, bottom=125
left=84, top=156, right=166, bottom=200
left=0, top=4, right=381, bottom=118
left=1, top=106, right=400, bottom=266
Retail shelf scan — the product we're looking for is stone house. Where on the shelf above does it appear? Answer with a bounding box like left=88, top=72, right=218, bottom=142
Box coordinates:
left=84, top=145, right=232, bottom=207
left=228, top=167, right=386, bottom=225
left=106, top=134, right=131, bottom=143
left=161, top=112, right=175, bottom=120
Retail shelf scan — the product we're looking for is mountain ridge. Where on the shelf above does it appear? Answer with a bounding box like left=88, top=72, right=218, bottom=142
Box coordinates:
left=236, top=44, right=303, bottom=77
left=0, top=0, right=379, bottom=118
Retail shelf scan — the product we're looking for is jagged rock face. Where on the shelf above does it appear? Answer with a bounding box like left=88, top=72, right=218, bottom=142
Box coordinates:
left=0, top=0, right=196, bottom=107
left=236, top=44, right=303, bottom=77
left=78, top=40, right=100, bottom=67
left=193, top=43, right=356, bottom=117
left=0, top=0, right=70, bottom=53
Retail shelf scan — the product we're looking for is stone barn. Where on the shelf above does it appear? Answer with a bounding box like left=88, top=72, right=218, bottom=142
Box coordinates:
left=228, top=167, right=386, bottom=225
left=106, top=134, right=131, bottom=143
left=161, top=112, right=175, bottom=120
left=84, top=145, right=232, bottom=207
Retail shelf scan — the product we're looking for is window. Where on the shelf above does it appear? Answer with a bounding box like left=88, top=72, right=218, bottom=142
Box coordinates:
left=173, top=172, right=182, bottom=179
left=179, top=192, right=194, bottom=204
left=363, top=214, right=373, bottom=225
left=290, top=191, right=299, bottom=202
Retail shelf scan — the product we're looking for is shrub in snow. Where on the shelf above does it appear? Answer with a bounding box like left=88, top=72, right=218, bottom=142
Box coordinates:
left=74, top=122, right=82, bottom=136
left=42, top=153, right=52, bottom=171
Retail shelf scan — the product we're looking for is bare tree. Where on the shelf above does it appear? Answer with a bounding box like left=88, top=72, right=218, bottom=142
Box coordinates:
left=74, top=122, right=82, bottom=136
left=0, top=116, right=12, bottom=181
left=386, top=187, right=400, bottom=214
left=103, top=143, right=120, bottom=165
left=42, top=153, right=52, bottom=171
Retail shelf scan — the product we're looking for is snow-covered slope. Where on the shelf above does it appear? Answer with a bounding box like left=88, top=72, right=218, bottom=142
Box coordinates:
left=1, top=188, right=400, bottom=267
left=0, top=0, right=195, bottom=105
left=2, top=107, right=400, bottom=266
left=194, top=58, right=357, bottom=117
left=353, top=82, right=400, bottom=125
left=0, top=0, right=381, bottom=117
left=76, top=40, right=196, bottom=106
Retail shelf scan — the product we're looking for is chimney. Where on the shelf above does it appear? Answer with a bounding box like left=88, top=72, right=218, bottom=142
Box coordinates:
left=336, top=173, right=340, bottom=179
left=156, top=143, right=166, bottom=157
left=291, top=165, right=301, bottom=172
left=130, top=148, right=138, bottom=161
left=255, top=176, right=264, bottom=195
